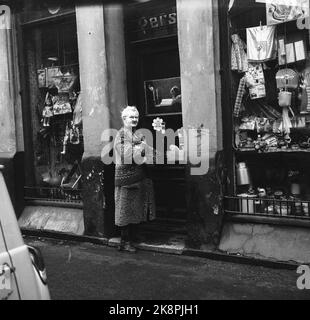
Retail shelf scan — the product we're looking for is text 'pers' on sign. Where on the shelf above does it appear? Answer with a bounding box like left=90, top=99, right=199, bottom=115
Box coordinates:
left=126, top=1, right=178, bottom=42
left=138, top=12, right=177, bottom=30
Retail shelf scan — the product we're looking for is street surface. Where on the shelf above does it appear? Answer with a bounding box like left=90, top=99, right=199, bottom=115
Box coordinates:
left=25, top=237, right=310, bottom=300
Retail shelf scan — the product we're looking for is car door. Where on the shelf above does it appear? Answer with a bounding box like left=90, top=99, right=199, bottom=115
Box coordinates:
left=0, top=219, right=19, bottom=300
left=0, top=170, right=42, bottom=300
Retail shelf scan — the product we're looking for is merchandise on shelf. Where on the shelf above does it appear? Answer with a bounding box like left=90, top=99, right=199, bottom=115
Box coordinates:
left=232, top=23, right=310, bottom=153
left=42, top=93, right=54, bottom=127
left=231, top=34, right=248, bottom=73
left=246, top=63, right=266, bottom=100
left=266, top=1, right=309, bottom=26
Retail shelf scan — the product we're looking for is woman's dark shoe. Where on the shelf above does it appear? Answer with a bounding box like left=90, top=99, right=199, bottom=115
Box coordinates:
left=121, top=242, right=137, bottom=253
left=118, top=240, right=125, bottom=252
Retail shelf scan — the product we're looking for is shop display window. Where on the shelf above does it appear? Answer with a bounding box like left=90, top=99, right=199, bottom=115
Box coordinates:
left=224, top=0, right=310, bottom=220
left=23, top=19, right=83, bottom=204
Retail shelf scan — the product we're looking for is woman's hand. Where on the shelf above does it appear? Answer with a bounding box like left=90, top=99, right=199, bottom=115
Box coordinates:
left=133, top=143, right=146, bottom=163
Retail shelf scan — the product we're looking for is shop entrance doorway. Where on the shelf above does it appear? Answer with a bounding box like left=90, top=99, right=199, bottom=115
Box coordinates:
left=126, top=36, right=187, bottom=232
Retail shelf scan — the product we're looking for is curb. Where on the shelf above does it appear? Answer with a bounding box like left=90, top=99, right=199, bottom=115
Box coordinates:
left=182, top=249, right=299, bottom=271
left=21, top=228, right=299, bottom=270
left=21, top=228, right=109, bottom=246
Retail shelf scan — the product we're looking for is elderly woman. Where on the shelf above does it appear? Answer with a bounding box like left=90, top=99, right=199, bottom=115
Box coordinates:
left=114, top=106, right=156, bottom=253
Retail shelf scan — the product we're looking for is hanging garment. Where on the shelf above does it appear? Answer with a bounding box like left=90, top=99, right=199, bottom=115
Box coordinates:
left=302, top=67, right=310, bottom=112
left=231, top=34, right=248, bottom=73
left=300, top=86, right=310, bottom=113
left=234, top=76, right=247, bottom=117
left=307, top=87, right=310, bottom=111
left=246, top=25, right=277, bottom=62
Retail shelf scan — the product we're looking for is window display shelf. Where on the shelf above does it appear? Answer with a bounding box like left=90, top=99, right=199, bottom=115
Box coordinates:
left=224, top=195, right=310, bottom=220
left=24, top=186, right=82, bottom=205
left=236, top=148, right=310, bottom=154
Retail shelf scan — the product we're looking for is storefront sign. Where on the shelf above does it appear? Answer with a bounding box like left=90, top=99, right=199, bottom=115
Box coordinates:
left=126, top=0, right=177, bottom=42
left=138, top=12, right=177, bottom=30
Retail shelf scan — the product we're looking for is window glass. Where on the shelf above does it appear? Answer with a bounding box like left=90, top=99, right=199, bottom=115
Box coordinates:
left=24, top=19, right=83, bottom=203
left=229, top=0, right=310, bottom=217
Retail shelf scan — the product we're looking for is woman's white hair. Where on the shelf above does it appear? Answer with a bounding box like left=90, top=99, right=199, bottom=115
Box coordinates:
left=121, top=106, right=139, bottom=119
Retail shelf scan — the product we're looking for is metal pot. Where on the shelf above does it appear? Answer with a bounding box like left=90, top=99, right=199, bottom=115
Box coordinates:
left=236, top=162, right=251, bottom=186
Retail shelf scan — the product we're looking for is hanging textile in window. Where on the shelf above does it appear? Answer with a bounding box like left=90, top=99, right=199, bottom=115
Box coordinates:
left=256, top=0, right=309, bottom=25
left=246, top=25, right=277, bottom=62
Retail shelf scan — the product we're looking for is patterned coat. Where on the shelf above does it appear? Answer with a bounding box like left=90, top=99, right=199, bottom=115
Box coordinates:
left=114, top=128, right=156, bottom=227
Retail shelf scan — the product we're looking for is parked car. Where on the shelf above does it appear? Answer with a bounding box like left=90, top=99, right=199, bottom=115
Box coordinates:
left=0, top=165, right=50, bottom=300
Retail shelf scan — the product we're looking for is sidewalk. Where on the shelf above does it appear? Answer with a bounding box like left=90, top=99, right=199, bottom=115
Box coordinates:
left=21, top=226, right=299, bottom=271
